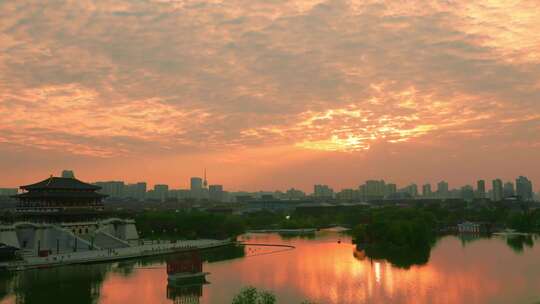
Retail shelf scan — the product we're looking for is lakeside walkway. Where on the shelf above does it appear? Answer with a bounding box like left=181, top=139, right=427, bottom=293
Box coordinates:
left=0, top=239, right=232, bottom=271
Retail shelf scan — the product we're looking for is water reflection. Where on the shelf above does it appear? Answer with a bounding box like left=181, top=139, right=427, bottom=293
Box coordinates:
left=1, top=234, right=540, bottom=304
left=354, top=243, right=433, bottom=269
left=455, top=233, right=537, bottom=254
left=167, top=282, right=204, bottom=304
left=357, top=233, right=539, bottom=269
left=203, top=245, right=245, bottom=263
left=165, top=251, right=207, bottom=304
left=278, top=233, right=316, bottom=240
left=505, top=235, right=535, bottom=253
left=6, top=264, right=110, bottom=304
left=457, top=233, right=490, bottom=246
left=0, top=272, right=15, bottom=303
left=0, top=244, right=245, bottom=304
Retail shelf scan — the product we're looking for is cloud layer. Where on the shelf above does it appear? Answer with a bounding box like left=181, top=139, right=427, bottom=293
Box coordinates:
left=1, top=0, right=539, bottom=189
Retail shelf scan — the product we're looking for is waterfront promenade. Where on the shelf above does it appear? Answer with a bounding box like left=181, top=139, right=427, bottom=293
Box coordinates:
left=0, top=239, right=232, bottom=271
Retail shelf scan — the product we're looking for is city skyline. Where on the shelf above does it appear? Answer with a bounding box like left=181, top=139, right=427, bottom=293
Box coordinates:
left=2, top=169, right=536, bottom=198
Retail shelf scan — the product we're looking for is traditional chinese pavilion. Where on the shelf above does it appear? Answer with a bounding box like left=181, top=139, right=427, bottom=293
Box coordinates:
left=0, top=175, right=139, bottom=257
left=14, top=176, right=106, bottom=217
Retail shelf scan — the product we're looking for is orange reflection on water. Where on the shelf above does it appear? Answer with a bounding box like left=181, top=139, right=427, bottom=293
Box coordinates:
left=90, top=233, right=540, bottom=304
left=100, top=268, right=168, bottom=304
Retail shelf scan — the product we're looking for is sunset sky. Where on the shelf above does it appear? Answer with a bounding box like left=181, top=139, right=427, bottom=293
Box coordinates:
left=1, top=0, right=539, bottom=191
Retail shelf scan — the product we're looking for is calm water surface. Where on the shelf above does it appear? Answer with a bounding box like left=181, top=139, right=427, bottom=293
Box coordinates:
left=1, top=231, right=540, bottom=304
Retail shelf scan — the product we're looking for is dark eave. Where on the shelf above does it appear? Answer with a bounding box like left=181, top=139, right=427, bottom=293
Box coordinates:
left=20, top=176, right=101, bottom=191
left=14, top=191, right=107, bottom=199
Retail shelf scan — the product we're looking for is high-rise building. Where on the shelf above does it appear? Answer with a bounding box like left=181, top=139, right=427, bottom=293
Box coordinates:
left=385, top=184, right=397, bottom=196
left=135, top=182, right=147, bottom=199
left=190, top=177, right=203, bottom=190
left=61, top=170, right=75, bottom=178
left=403, top=184, right=418, bottom=197
left=154, top=184, right=169, bottom=202
left=422, top=184, right=432, bottom=197
left=461, top=185, right=475, bottom=202
left=503, top=182, right=515, bottom=198
left=94, top=181, right=125, bottom=198
left=437, top=181, right=449, bottom=198
left=169, top=189, right=191, bottom=200
left=476, top=180, right=486, bottom=199
left=314, top=184, right=334, bottom=198
left=365, top=180, right=385, bottom=201
left=492, top=179, right=503, bottom=202
left=449, top=189, right=462, bottom=199
left=358, top=184, right=367, bottom=201
left=336, top=189, right=356, bottom=201
left=516, top=176, right=533, bottom=201
left=0, top=188, right=18, bottom=196
left=285, top=188, right=306, bottom=200
left=399, top=184, right=418, bottom=197
left=125, top=182, right=147, bottom=200
left=209, top=185, right=224, bottom=202
left=190, top=177, right=203, bottom=199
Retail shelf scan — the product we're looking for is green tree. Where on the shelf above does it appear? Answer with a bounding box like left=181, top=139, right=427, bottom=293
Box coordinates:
left=231, top=287, right=276, bottom=304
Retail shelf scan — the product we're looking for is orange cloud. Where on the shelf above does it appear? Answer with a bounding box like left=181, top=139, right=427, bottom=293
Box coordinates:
left=1, top=0, right=539, bottom=190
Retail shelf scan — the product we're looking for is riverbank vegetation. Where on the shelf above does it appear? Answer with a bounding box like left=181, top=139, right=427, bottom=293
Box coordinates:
left=350, top=207, right=437, bottom=268
left=232, top=287, right=276, bottom=304
left=231, top=287, right=316, bottom=304
left=134, top=200, right=540, bottom=242
left=351, top=208, right=436, bottom=247
left=135, top=211, right=246, bottom=239
left=345, top=203, right=540, bottom=267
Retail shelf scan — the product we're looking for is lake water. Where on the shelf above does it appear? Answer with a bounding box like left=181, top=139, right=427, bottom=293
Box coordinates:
left=1, top=231, right=540, bottom=304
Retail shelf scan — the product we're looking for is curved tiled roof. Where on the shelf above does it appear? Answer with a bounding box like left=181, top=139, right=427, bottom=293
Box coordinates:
left=15, top=191, right=106, bottom=199
left=20, top=176, right=101, bottom=191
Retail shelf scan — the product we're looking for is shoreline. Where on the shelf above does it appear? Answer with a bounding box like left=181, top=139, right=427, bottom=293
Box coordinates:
left=246, top=228, right=317, bottom=234
left=0, top=239, right=232, bottom=272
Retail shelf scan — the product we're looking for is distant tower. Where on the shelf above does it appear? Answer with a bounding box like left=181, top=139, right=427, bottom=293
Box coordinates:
left=476, top=180, right=486, bottom=199
left=422, top=184, right=432, bottom=197
left=516, top=176, right=533, bottom=201
left=61, top=170, right=75, bottom=178
left=203, top=168, right=208, bottom=188
left=492, top=179, right=503, bottom=202
left=190, top=177, right=203, bottom=199
left=503, top=182, right=515, bottom=198
left=437, top=181, right=449, bottom=198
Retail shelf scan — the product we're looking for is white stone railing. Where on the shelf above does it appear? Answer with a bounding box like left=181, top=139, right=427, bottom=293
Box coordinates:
left=10, top=239, right=232, bottom=268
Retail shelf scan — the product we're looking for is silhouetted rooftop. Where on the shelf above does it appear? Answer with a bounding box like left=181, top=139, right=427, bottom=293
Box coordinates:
left=15, top=191, right=106, bottom=199
left=20, top=176, right=101, bottom=191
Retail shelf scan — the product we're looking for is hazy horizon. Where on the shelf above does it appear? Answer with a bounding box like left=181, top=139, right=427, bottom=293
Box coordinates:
left=1, top=1, right=539, bottom=192
left=1, top=169, right=536, bottom=194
